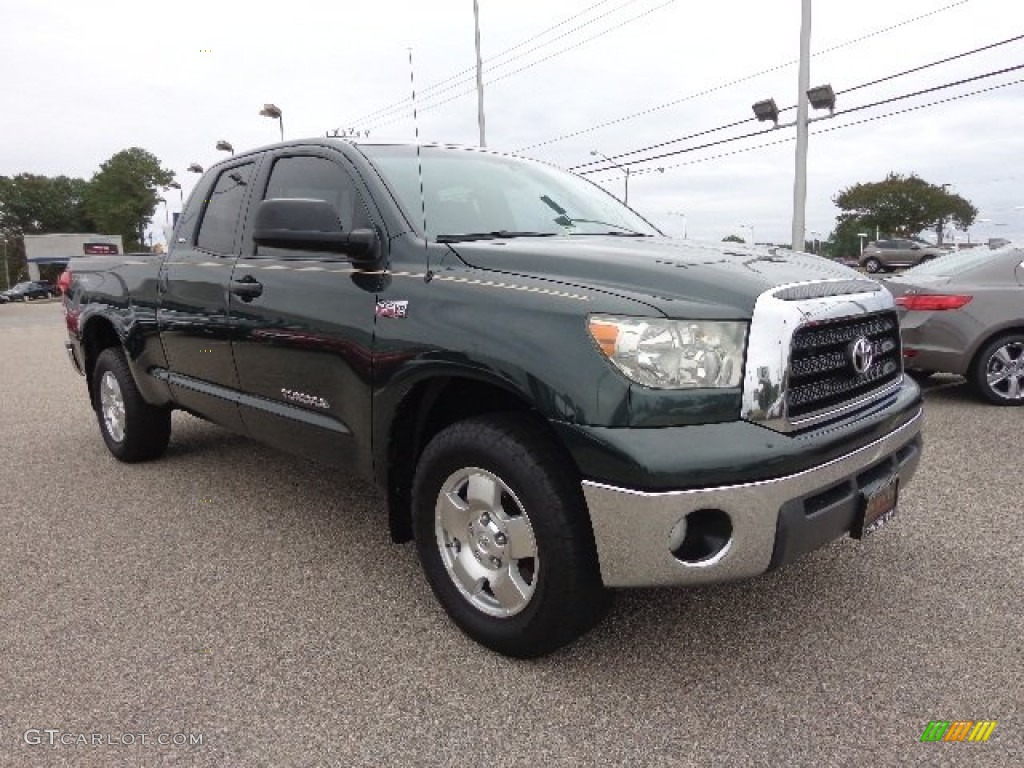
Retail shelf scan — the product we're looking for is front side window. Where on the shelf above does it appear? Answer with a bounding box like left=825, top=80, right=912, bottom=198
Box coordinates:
left=263, top=155, right=370, bottom=233
left=196, top=162, right=255, bottom=254
left=360, top=145, right=660, bottom=240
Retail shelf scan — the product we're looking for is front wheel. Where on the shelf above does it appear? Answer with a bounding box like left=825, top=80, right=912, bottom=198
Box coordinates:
left=972, top=334, right=1024, bottom=405
left=863, top=257, right=884, bottom=273
left=92, top=348, right=172, bottom=460
left=412, top=414, right=609, bottom=658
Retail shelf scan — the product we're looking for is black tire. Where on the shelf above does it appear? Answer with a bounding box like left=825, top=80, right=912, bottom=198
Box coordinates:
left=92, top=347, right=172, bottom=461
left=971, top=333, right=1024, bottom=406
left=863, top=257, right=884, bottom=273
left=412, top=414, right=609, bottom=658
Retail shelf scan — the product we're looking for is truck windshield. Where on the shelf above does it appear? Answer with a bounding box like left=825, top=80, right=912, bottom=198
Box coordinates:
left=359, top=145, right=661, bottom=241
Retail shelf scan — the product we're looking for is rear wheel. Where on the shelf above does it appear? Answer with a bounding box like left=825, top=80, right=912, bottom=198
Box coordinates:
left=972, top=334, right=1024, bottom=405
left=92, top=348, right=171, bottom=460
left=412, top=414, right=608, bottom=658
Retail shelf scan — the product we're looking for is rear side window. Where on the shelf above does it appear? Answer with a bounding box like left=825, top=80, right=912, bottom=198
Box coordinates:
left=196, top=163, right=256, bottom=254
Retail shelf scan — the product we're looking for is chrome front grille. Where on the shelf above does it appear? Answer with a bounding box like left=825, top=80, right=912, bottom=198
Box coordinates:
left=787, top=312, right=902, bottom=419
left=741, top=280, right=904, bottom=433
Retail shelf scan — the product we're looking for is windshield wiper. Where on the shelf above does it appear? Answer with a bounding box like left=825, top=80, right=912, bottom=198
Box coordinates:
left=436, top=231, right=557, bottom=243
left=539, top=196, right=650, bottom=237
left=554, top=216, right=649, bottom=236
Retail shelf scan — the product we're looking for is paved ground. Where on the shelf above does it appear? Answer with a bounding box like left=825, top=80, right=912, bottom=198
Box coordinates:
left=0, top=301, right=1020, bottom=767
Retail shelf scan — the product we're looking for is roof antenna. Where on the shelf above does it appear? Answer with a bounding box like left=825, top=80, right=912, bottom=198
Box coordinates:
left=408, top=47, right=431, bottom=282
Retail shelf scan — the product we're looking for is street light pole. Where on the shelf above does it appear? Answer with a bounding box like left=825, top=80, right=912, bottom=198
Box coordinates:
left=791, top=0, right=812, bottom=252
left=1, top=237, right=9, bottom=290
left=260, top=104, right=284, bottom=141
left=166, top=181, right=183, bottom=206
left=668, top=211, right=687, bottom=238
left=473, top=0, right=487, bottom=147
left=590, top=150, right=631, bottom=205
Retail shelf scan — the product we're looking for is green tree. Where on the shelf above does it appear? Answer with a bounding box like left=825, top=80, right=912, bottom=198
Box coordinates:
left=0, top=173, right=95, bottom=289
left=722, top=234, right=745, bottom=243
left=832, top=173, right=977, bottom=246
left=85, top=148, right=174, bottom=250
left=0, top=174, right=93, bottom=235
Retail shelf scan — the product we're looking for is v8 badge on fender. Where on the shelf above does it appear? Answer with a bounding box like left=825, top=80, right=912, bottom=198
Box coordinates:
left=376, top=300, right=409, bottom=319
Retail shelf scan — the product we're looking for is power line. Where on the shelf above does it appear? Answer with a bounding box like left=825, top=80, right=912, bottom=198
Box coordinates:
left=600, top=77, right=1024, bottom=179
left=366, top=0, right=676, bottom=131
left=347, top=0, right=650, bottom=128
left=582, top=63, right=1024, bottom=175
left=573, top=32, right=1024, bottom=173
left=514, top=0, right=972, bottom=152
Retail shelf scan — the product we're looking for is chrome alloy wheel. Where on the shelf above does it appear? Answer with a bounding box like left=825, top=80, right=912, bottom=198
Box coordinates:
left=99, top=371, right=127, bottom=442
left=435, top=467, right=539, bottom=618
left=986, top=341, right=1024, bottom=400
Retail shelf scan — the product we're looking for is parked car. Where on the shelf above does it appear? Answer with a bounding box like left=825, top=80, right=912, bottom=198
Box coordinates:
left=0, top=280, right=56, bottom=302
left=883, top=245, right=1024, bottom=404
left=860, top=239, right=946, bottom=273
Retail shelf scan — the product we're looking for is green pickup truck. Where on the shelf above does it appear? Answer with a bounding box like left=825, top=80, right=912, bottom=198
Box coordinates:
left=62, top=140, right=923, bottom=657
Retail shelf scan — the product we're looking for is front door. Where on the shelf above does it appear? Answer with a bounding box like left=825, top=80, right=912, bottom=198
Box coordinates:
left=229, top=151, right=382, bottom=469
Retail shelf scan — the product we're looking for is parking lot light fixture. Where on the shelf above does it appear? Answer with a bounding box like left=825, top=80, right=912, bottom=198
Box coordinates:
left=259, top=104, right=284, bottom=141
left=752, top=98, right=780, bottom=125
left=187, top=163, right=204, bottom=174
left=166, top=181, right=182, bottom=206
left=857, top=232, right=869, bottom=258
left=216, top=140, right=234, bottom=155
left=806, top=84, right=836, bottom=113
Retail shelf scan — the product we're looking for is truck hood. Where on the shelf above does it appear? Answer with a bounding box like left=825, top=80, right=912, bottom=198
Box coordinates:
left=449, top=236, right=865, bottom=317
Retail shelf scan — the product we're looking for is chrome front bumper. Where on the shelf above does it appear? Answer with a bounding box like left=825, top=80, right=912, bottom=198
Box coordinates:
left=581, top=408, right=923, bottom=587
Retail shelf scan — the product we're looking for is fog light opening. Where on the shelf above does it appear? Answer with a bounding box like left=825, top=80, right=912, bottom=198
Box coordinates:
left=669, top=509, right=733, bottom=564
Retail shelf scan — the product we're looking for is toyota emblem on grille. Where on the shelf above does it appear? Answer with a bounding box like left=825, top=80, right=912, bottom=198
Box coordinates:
left=849, top=336, right=874, bottom=374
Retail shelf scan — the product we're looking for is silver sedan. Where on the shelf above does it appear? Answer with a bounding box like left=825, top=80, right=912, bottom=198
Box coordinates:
left=883, top=245, right=1024, bottom=405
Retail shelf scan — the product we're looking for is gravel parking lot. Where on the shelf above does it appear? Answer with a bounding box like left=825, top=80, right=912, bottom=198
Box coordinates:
left=1, top=301, right=1020, bottom=767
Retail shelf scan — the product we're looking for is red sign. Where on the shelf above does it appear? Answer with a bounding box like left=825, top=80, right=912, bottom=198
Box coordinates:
left=83, top=243, right=119, bottom=255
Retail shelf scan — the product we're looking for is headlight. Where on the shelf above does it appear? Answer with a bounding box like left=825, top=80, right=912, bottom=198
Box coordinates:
left=588, top=315, right=747, bottom=389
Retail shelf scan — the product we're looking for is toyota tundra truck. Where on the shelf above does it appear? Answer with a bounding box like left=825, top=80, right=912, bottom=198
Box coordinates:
left=62, top=139, right=923, bottom=657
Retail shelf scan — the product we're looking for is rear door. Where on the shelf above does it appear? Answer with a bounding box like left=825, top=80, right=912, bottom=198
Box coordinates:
left=229, top=149, right=383, bottom=469
left=158, top=158, right=260, bottom=431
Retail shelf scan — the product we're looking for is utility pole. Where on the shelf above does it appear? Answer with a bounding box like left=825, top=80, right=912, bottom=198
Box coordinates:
left=791, top=0, right=812, bottom=252
left=473, top=0, right=487, bottom=147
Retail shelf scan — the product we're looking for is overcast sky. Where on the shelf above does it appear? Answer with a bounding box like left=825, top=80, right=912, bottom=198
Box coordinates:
left=2, top=0, right=1022, bottom=247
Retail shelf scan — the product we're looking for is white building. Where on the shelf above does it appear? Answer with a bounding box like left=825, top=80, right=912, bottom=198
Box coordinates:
left=23, top=233, right=124, bottom=280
